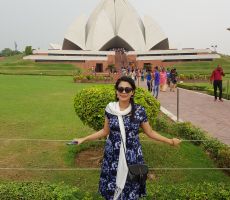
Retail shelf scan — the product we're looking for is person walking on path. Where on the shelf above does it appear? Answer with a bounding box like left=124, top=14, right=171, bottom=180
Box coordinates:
left=160, top=67, right=167, bottom=92
left=73, top=76, right=181, bottom=200
left=153, top=66, right=160, bottom=99
left=146, top=71, right=152, bottom=92
left=210, top=65, right=225, bottom=102
left=141, top=70, right=145, bottom=81
left=169, top=68, right=178, bottom=92
left=166, top=68, right=171, bottom=87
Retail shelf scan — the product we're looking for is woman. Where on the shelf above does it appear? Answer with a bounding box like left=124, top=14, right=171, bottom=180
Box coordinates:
left=74, top=76, right=181, bottom=200
left=160, top=67, right=167, bottom=92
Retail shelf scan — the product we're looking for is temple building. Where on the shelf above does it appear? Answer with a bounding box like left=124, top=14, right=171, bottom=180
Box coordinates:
left=24, top=0, right=220, bottom=72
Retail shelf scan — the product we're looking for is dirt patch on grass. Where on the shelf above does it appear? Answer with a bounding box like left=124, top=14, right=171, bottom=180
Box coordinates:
left=75, top=147, right=104, bottom=168
left=74, top=147, right=157, bottom=181
left=0, top=57, right=5, bottom=61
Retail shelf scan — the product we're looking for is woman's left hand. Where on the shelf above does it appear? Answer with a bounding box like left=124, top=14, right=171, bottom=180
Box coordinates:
left=172, top=138, right=182, bottom=146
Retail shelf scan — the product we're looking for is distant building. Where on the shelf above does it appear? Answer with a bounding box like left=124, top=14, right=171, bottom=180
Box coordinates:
left=24, top=0, right=220, bottom=72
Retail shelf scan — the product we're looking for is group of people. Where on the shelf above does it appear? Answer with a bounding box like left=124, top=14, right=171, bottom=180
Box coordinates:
left=147, top=67, right=178, bottom=99
left=110, top=48, right=127, bottom=53
left=121, top=67, right=144, bottom=81
left=121, top=66, right=178, bottom=99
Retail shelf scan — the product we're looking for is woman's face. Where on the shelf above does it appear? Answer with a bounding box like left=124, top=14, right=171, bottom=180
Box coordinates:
left=116, top=81, right=134, bottom=102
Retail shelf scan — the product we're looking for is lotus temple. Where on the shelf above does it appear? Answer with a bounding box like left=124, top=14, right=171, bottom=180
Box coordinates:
left=24, top=0, right=220, bottom=73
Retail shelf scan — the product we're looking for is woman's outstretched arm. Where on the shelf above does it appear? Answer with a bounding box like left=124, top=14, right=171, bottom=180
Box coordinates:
left=73, top=118, right=110, bottom=145
left=141, top=121, right=181, bottom=146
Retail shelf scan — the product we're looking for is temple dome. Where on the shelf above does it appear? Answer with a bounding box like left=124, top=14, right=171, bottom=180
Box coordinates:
left=62, top=0, right=169, bottom=51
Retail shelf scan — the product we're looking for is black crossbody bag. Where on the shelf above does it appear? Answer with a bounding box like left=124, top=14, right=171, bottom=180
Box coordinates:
left=120, top=135, right=148, bottom=185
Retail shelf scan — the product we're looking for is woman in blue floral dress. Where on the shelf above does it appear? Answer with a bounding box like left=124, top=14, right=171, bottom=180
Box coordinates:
left=74, top=76, right=181, bottom=200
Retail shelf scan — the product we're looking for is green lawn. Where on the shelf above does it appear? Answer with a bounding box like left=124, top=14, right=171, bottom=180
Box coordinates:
left=0, top=75, right=229, bottom=194
left=0, top=55, right=79, bottom=76
left=1, top=54, right=230, bottom=79
left=174, top=55, right=230, bottom=77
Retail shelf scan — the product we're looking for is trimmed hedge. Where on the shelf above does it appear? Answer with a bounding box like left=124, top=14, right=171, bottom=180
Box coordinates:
left=178, top=74, right=210, bottom=81
left=148, top=182, right=230, bottom=200
left=177, top=83, right=208, bottom=91
left=73, top=75, right=114, bottom=83
left=206, top=89, right=230, bottom=100
left=156, top=116, right=230, bottom=175
left=177, top=83, right=230, bottom=100
left=74, top=86, right=160, bottom=130
left=0, top=182, right=229, bottom=199
left=0, top=182, right=103, bottom=200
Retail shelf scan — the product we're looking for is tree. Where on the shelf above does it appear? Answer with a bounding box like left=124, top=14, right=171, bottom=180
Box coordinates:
left=0, top=48, right=22, bottom=57
left=143, top=63, right=152, bottom=71
left=25, top=46, right=33, bottom=55
left=1, top=48, right=14, bottom=57
left=107, top=64, right=115, bottom=73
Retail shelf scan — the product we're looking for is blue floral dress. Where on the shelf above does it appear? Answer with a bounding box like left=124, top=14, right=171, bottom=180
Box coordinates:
left=99, top=104, right=148, bottom=200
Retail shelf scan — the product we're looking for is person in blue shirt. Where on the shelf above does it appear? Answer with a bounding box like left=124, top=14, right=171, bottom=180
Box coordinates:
left=146, top=71, right=152, bottom=92
left=153, top=66, right=160, bottom=99
left=166, top=68, right=171, bottom=87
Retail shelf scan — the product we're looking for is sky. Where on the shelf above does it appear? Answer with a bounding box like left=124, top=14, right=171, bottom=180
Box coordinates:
left=0, top=0, right=230, bottom=54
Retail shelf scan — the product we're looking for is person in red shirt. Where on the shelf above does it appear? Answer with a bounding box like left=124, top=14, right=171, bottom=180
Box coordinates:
left=210, top=65, right=225, bottom=102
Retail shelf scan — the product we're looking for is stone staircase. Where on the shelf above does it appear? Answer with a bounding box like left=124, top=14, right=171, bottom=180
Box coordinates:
left=115, top=51, right=128, bottom=76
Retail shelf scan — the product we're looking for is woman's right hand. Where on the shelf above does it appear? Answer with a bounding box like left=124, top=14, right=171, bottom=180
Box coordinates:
left=172, top=138, right=181, bottom=146
left=73, top=138, right=85, bottom=145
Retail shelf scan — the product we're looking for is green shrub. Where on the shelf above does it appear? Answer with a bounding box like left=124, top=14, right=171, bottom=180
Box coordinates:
left=178, top=74, right=209, bottom=81
left=74, top=86, right=160, bottom=131
left=25, top=46, right=33, bottom=55
left=85, top=75, right=94, bottom=80
left=0, top=182, right=103, bottom=200
left=148, top=182, right=230, bottom=200
left=73, top=75, right=114, bottom=83
left=177, top=83, right=208, bottom=91
left=107, top=64, right=115, bottom=73
left=0, top=48, right=22, bottom=57
left=207, top=89, right=229, bottom=100
left=1, top=182, right=229, bottom=199
left=155, top=115, right=171, bottom=132
left=156, top=115, right=230, bottom=175
left=218, top=147, right=230, bottom=169
left=73, top=69, right=82, bottom=76
left=178, top=84, right=230, bottom=100
left=176, top=122, right=207, bottom=145
left=203, top=138, right=226, bottom=158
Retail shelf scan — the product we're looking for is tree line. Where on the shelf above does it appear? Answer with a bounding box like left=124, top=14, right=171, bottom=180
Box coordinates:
left=0, top=46, right=33, bottom=57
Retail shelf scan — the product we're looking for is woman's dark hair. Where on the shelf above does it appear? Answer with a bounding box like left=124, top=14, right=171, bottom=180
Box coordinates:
left=115, top=76, right=136, bottom=120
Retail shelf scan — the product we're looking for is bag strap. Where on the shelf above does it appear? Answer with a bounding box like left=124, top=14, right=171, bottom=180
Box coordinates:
left=120, top=130, right=147, bottom=186
left=119, top=131, right=128, bottom=165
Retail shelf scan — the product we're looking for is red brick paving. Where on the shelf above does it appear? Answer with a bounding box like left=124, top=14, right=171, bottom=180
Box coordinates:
left=138, top=80, right=230, bottom=145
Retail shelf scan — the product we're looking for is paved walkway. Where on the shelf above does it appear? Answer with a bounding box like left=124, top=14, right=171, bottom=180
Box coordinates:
left=138, top=80, right=230, bottom=145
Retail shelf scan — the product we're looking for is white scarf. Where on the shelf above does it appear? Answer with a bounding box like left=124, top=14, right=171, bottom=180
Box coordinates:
left=105, top=102, right=132, bottom=200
